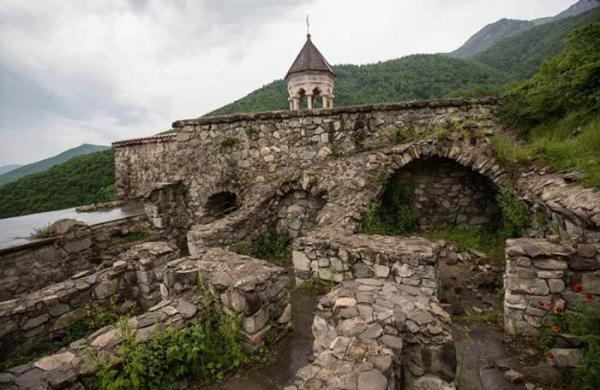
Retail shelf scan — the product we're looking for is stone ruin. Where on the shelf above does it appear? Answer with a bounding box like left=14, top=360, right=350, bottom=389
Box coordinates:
left=1, top=98, right=600, bottom=389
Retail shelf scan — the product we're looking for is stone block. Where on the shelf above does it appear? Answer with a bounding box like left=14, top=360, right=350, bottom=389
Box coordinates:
left=292, top=251, right=310, bottom=272
left=242, top=307, right=269, bottom=334
left=506, top=277, right=549, bottom=295
left=63, top=238, right=93, bottom=254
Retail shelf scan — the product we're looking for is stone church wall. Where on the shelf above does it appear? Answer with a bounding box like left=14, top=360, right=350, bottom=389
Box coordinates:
left=113, top=98, right=498, bottom=226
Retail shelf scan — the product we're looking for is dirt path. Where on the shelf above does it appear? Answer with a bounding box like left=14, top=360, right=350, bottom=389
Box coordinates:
left=210, top=290, right=317, bottom=390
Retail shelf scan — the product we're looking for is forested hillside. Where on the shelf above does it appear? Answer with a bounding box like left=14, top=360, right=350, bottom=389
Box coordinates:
left=0, top=144, right=109, bottom=186
left=207, top=55, right=508, bottom=116
left=494, top=21, right=600, bottom=189
left=474, top=7, right=600, bottom=79
left=0, top=150, right=116, bottom=219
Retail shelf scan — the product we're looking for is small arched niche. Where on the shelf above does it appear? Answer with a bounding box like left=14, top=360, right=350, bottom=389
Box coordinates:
left=201, top=191, right=238, bottom=224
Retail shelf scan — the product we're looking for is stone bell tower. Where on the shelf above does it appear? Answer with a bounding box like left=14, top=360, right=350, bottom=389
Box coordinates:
left=285, top=32, right=336, bottom=111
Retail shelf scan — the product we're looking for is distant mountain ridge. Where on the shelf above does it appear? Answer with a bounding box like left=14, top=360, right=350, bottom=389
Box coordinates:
left=450, top=19, right=534, bottom=59
left=473, top=7, right=600, bottom=79
left=0, top=144, right=109, bottom=186
left=207, top=6, right=600, bottom=117
left=450, top=0, right=600, bottom=58
left=0, top=165, right=20, bottom=176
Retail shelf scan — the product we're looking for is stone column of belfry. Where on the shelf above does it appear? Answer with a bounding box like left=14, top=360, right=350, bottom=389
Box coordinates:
left=285, top=33, right=336, bottom=111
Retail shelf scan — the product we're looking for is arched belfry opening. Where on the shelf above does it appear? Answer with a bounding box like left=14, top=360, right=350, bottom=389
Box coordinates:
left=286, top=33, right=336, bottom=111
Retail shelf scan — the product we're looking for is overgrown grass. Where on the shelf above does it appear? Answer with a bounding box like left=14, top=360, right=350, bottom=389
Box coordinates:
left=93, top=286, right=261, bottom=389
left=99, top=230, right=154, bottom=249
left=295, top=279, right=337, bottom=296
left=0, top=295, right=139, bottom=370
left=426, top=227, right=506, bottom=264
left=231, top=227, right=292, bottom=267
left=31, top=223, right=56, bottom=238
left=493, top=116, right=600, bottom=188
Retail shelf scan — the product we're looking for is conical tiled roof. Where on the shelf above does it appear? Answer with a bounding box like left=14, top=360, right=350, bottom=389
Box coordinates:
left=285, top=34, right=336, bottom=80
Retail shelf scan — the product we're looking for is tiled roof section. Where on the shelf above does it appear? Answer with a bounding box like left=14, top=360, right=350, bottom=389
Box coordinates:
left=285, top=34, right=336, bottom=80
left=112, top=133, right=176, bottom=148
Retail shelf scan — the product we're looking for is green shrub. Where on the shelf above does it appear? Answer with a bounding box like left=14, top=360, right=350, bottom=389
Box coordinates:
left=219, top=136, right=238, bottom=150
left=498, top=22, right=600, bottom=131
left=382, top=126, right=415, bottom=145
left=31, top=224, right=56, bottom=238
left=231, top=227, right=291, bottom=267
left=497, top=186, right=529, bottom=238
left=360, top=176, right=416, bottom=236
left=178, top=182, right=189, bottom=197
left=369, top=171, right=390, bottom=188
left=541, top=306, right=600, bottom=389
left=244, top=124, right=258, bottom=138
left=94, top=289, right=250, bottom=389
left=331, top=147, right=345, bottom=158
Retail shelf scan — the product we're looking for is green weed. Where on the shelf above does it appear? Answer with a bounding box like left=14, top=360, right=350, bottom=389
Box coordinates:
left=231, top=227, right=292, bottom=267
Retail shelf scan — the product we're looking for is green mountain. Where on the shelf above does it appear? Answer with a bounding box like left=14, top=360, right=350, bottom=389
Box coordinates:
left=0, top=165, right=20, bottom=175
left=0, top=144, right=109, bottom=186
left=0, top=150, right=116, bottom=219
left=207, top=55, right=510, bottom=116
left=208, top=7, right=600, bottom=117
left=450, top=19, right=534, bottom=59
left=450, top=0, right=600, bottom=59
left=473, top=7, right=600, bottom=79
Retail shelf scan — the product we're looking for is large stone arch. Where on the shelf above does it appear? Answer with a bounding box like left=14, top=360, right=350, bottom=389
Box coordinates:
left=387, top=142, right=508, bottom=190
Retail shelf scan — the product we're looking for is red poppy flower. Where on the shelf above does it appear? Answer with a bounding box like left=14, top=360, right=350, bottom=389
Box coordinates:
left=555, top=307, right=563, bottom=314
left=546, top=303, right=553, bottom=310
left=585, top=294, right=594, bottom=302
left=572, top=283, right=583, bottom=293
left=552, top=324, right=559, bottom=334
left=547, top=351, right=554, bottom=360
left=537, top=300, right=545, bottom=307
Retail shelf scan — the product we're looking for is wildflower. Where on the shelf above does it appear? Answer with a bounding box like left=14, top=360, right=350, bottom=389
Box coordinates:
left=585, top=294, right=594, bottom=302
left=546, top=303, right=553, bottom=310
left=571, top=283, right=583, bottom=293
left=552, top=324, right=559, bottom=334
left=547, top=351, right=554, bottom=360
left=537, top=300, right=545, bottom=308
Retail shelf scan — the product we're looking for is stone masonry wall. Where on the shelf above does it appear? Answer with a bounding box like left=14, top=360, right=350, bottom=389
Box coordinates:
left=113, top=99, right=499, bottom=226
left=504, top=238, right=600, bottom=335
left=0, top=248, right=291, bottom=389
left=292, top=230, right=440, bottom=297
left=392, top=157, right=501, bottom=231
left=113, top=134, right=178, bottom=200
left=0, top=215, right=153, bottom=301
left=288, top=279, right=455, bottom=390
left=0, top=242, right=179, bottom=359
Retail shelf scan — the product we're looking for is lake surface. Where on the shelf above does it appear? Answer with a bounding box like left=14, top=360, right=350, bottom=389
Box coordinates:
left=0, top=202, right=145, bottom=251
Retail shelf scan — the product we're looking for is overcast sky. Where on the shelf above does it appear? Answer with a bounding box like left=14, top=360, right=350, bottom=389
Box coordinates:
left=0, top=0, right=575, bottom=166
